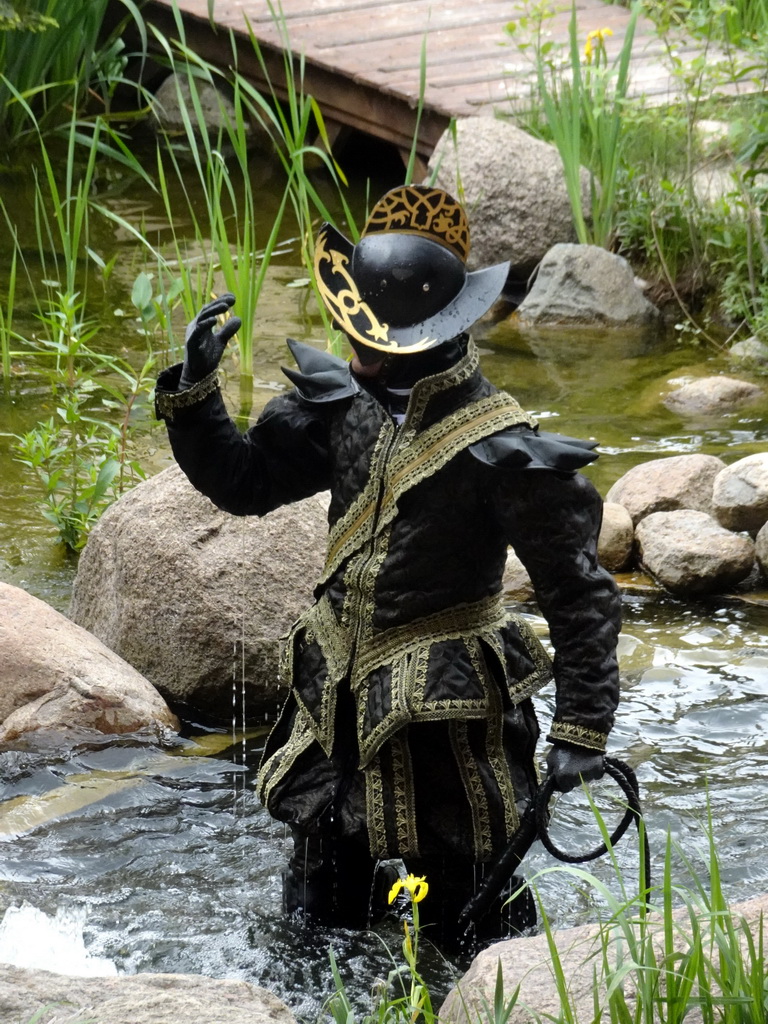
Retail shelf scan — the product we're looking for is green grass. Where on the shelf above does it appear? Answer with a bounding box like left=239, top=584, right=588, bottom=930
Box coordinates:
left=0, top=0, right=364, bottom=538
left=325, top=813, right=767, bottom=1024
left=0, top=0, right=147, bottom=152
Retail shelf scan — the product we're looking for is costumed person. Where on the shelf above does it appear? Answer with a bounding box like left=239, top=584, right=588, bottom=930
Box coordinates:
left=154, top=184, right=622, bottom=951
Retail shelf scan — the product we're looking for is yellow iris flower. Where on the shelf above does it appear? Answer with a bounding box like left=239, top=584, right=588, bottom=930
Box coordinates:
left=388, top=873, right=429, bottom=904
left=584, top=26, right=614, bottom=62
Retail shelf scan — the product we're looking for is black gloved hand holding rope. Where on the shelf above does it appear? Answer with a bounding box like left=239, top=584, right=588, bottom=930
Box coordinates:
left=546, top=742, right=605, bottom=793
left=459, top=754, right=650, bottom=929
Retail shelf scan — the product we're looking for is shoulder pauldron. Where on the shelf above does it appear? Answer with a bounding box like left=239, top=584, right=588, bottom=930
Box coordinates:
left=281, top=338, right=360, bottom=403
left=469, top=425, right=599, bottom=472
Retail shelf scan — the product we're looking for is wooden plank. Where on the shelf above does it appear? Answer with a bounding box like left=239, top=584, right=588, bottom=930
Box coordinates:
left=139, top=0, right=753, bottom=162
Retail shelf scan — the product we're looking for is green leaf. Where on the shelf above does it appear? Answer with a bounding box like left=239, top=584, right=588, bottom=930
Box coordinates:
left=131, top=271, right=154, bottom=313
left=92, top=458, right=120, bottom=501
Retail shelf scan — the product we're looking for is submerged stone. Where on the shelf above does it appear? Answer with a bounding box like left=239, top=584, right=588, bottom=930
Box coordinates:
left=663, top=375, right=763, bottom=415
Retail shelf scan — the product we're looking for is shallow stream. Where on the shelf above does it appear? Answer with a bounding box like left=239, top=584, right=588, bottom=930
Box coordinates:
left=1, top=151, right=767, bottom=1016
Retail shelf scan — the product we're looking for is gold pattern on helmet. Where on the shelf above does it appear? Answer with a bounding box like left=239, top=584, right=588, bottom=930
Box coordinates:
left=362, top=185, right=470, bottom=263
left=313, top=184, right=510, bottom=354
left=314, top=231, right=415, bottom=352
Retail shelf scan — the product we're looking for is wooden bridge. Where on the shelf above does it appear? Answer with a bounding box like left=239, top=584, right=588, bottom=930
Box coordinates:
left=140, top=0, right=746, bottom=174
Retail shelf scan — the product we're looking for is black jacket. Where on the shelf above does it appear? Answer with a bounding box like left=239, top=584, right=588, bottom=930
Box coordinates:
left=156, top=339, right=622, bottom=855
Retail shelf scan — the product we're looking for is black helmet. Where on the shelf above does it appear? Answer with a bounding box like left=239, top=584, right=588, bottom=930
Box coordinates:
left=314, top=184, right=510, bottom=355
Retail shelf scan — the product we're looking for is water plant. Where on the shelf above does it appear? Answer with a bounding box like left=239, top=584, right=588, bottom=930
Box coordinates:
left=640, top=0, right=768, bottom=49
left=12, top=288, right=153, bottom=551
left=0, top=0, right=147, bottom=151
left=142, top=0, right=358, bottom=416
left=323, top=809, right=767, bottom=1024
left=1, top=94, right=158, bottom=548
left=326, top=874, right=436, bottom=1024
left=524, top=0, right=641, bottom=248
left=2, top=0, right=361, bottom=542
left=529, top=825, right=767, bottom=1022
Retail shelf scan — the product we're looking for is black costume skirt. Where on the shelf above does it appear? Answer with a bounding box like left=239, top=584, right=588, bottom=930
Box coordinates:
left=257, top=683, right=540, bottom=862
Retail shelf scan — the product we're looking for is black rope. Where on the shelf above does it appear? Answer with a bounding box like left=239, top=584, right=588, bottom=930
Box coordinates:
left=459, top=756, right=650, bottom=927
left=536, top=757, right=650, bottom=882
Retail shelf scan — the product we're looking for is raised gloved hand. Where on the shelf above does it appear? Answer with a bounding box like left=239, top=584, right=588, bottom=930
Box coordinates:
left=179, top=293, right=242, bottom=389
left=546, top=743, right=605, bottom=793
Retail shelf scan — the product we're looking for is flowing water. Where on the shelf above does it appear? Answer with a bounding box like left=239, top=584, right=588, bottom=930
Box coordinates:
left=1, top=152, right=767, bottom=1015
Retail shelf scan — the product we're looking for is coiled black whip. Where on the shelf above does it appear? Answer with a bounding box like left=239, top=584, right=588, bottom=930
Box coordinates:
left=459, top=756, right=650, bottom=928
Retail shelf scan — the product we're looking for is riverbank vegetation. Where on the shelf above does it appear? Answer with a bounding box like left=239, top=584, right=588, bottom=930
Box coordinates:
left=327, top=815, right=767, bottom=1024
left=506, top=0, right=767, bottom=347
left=1, top=0, right=766, bottom=548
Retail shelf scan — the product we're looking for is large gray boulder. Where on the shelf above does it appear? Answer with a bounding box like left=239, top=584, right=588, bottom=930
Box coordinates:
left=712, top=453, right=768, bottom=534
left=441, top=893, right=768, bottom=1024
left=606, top=454, right=726, bottom=526
left=635, top=510, right=755, bottom=595
left=426, top=115, right=590, bottom=275
left=0, top=583, right=179, bottom=746
left=69, top=466, right=329, bottom=720
left=515, top=244, right=661, bottom=327
left=0, top=964, right=296, bottom=1024
left=663, top=375, right=762, bottom=416
left=151, top=74, right=258, bottom=145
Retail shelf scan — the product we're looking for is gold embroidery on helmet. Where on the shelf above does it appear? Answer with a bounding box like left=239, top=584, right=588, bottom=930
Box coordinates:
left=363, top=186, right=470, bottom=263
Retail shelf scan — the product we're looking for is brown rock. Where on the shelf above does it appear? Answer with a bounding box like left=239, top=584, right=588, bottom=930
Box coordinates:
left=712, top=453, right=768, bottom=533
left=70, top=465, right=329, bottom=720
left=598, top=502, right=634, bottom=571
left=0, top=583, right=178, bottom=745
left=635, top=510, right=754, bottom=595
left=756, top=521, right=768, bottom=576
left=0, top=964, right=297, bottom=1024
left=503, top=549, right=535, bottom=601
left=605, top=454, right=726, bottom=526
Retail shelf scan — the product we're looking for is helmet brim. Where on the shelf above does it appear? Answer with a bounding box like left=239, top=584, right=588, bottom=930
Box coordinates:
left=314, top=223, right=509, bottom=354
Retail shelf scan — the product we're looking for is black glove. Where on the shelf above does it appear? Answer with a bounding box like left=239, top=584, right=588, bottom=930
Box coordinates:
left=179, top=293, right=242, bottom=389
left=546, top=742, right=605, bottom=793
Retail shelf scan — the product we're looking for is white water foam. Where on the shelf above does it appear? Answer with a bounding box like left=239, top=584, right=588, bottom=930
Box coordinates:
left=0, top=903, right=118, bottom=976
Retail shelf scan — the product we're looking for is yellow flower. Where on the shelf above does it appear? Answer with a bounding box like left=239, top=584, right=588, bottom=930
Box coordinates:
left=584, top=26, right=614, bottom=62
left=387, top=873, right=429, bottom=904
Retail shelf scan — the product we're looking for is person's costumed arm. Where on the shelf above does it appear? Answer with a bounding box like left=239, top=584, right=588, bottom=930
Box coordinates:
left=494, top=468, right=622, bottom=791
left=154, top=294, right=333, bottom=516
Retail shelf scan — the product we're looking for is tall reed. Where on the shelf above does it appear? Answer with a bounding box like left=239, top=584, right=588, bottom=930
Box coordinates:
left=534, top=0, right=641, bottom=247
left=0, top=245, right=16, bottom=389
left=3, top=97, right=159, bottom=549
left=242, top=4, right=359, bottom=350
left=145, top=0, right=354, bottom=413
left=0, top=0, right=146, bottom=150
